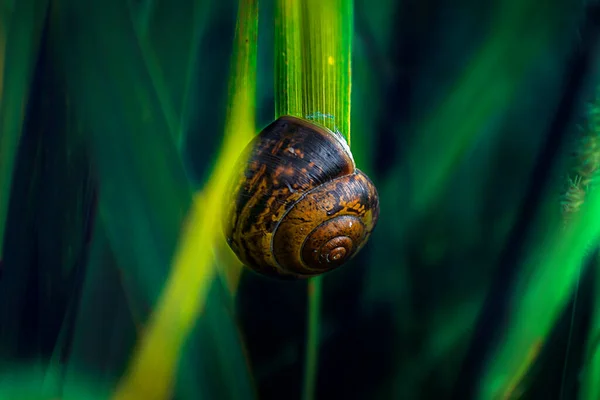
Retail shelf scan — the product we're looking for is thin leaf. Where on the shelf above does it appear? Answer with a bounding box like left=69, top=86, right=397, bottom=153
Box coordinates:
left=0, top=0, right=48, bottom=260
left=111, top=0, right=258, bottom=398
left=274, top=2, right=353, bottom=400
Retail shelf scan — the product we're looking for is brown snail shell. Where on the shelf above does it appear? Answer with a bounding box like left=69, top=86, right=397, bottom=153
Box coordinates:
left=223, top=115, right=380, bottom=279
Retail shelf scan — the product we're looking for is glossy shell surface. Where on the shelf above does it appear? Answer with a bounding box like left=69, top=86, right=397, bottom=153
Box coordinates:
left=224, top=115, right=379, bottom=279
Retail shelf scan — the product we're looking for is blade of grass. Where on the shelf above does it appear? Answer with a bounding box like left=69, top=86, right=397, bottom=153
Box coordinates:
left=129, top=0, right=246, bottom=292
left=0, top=362, right=111, bottom=399
left=0, top=0, right=48, bottom=261
left=58, top=0, right=193, bottom=394
left=0, top=40, right=46, bottom=372
left=111, top=0, right=258, bottom=398
left=478, top=203, right=599, bottom=399
left=275, top=0, right=352, bottom=137
left=557, top=86, right=600, bottom=400
left=408, top=0, right=572, bottom=218
left=126, top=5, right=180, bottom=146
left=19, top=14, right=101, bottom=395
left=135, top=0, right=212, bottom=148
left=59, top=0, right=192, bottom=309
left=0, top=0, right=51, bottom=380
left=176, top=278, right=257, bottom=400
left=475, top=9, right=600, bottom=396
left=580, top=255, right=600, bottom=400
left=0, top=0, right=9, bottom=104
left=569, top=81, right=600, bottom=400
left=302, top=277, right=323, bottom=400
left=177, top=0, right=211, bottom=144
left=274, top=0, right=302, bottom=120
left=128, top=0, right=248, bottom=296
left=60, top=219, right=139, bottom=396
left=274, top=1, right=353, bottom=399
left=131, top=0, right=157, bottom=38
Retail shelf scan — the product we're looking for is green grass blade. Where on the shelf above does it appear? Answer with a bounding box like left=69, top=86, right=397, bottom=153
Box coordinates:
left=275, top=0, right=352, bottom=140
left=0, top=38, right=46, bottom=377
left=110, top=0, right=258, bottom=398
left=562, top=90, right=600, bottom=400
left=580, top=256, right=600, bottom=400
left=478, top=200, right=600, bottom=399
left=58, top=0, right=193, bottom=396
left=0, top=0, right=48, bottom=260
left=0, top=362, right=111, bottom=399
left=177, top=281, right=257, bottom=400
left=59, top=0, right=192, bottom=308
left=408, top=0, right=570, bottom=218
left=127, top=6, right=180, bottom=146
left=477, top=26, right=598, bottom=396
left=6, top=16, right=99, bottom=396
left=60, top=220, right=139, bottom=397
left=274, top=0, right=302, bottom=120
left=274, top=2, right=353, bottom=400
left=126, top=0, right=210, bottom=147
left=302, top=277, right=323, bottom=400
left=140, top=0, right=210, bottom=140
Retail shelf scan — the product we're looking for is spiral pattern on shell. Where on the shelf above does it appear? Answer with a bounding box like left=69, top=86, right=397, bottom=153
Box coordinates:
left=223, top=115, right=380, bottom=279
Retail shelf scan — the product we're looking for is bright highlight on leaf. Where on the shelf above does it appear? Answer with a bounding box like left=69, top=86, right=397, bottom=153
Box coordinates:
left=111, top=0, right=258, bottom=399
left=275, top=0, right=352, bottom=142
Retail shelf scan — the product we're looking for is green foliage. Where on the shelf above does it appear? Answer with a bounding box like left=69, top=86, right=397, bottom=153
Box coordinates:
left=1, top=0, right=599, bottom=399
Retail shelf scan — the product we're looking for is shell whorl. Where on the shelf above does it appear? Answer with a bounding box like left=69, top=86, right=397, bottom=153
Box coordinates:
left=224, top=115, right=379, bottom=279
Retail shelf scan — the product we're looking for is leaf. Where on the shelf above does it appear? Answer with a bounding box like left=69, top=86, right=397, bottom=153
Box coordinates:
left=0, top=0, right=48, bottom=260
left=108, top=0, right=259, bottom=398
left=273, top=2, right=353, bottom=400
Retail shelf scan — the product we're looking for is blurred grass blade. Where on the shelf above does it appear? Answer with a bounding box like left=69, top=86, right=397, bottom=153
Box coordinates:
left=127, top=3, right=180, bottom=145
left=0, top=363, right=111, bottom=400
left=58, top=0, right=193, bottom=395
left=10, top=13, right=100, bottom=395
left=478, top=201, right=600, bottom=399
left=61, top=220, right=139, bottom=398
left=580, top=257, right=600, bottom=400
left=0, top=20, right=47, bottom=379
left=274, top=1, right=353, bottom=399
left=477, top=19, right=600, bottom=397
left=59, top=0, right=192, bottom=309
left=572, top=91, right=600, bottom=400
left=111, top=0, right=258, bottom=398
left=128, top=0, right=211, bottom=147
left=408, top=0, right=569, bottom=217
left=177, top=280, right=257, bottom=400
left=0, top=0, right=48, bottom=260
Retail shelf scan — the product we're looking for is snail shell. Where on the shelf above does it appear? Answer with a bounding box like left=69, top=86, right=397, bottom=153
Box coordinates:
left=224, top=115, right=379, bottom=279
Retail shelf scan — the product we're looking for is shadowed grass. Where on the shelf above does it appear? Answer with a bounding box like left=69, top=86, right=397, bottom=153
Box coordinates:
left=302, top=277, right=323, bottom=400
left=475, top=7, right=599, bottom=397
left=0, top=0, right=48, bottom=261
left=408, top=0, right=572, bottom=217
left=110, top=0, right=258, bottom=398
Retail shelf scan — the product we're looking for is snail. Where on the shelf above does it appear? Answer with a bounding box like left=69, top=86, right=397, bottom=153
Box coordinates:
left=223, top=115, right=379, bottom=279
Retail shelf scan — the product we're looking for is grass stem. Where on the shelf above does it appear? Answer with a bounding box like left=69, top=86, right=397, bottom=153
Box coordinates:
left=302, top=276, right=323, bottom=400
